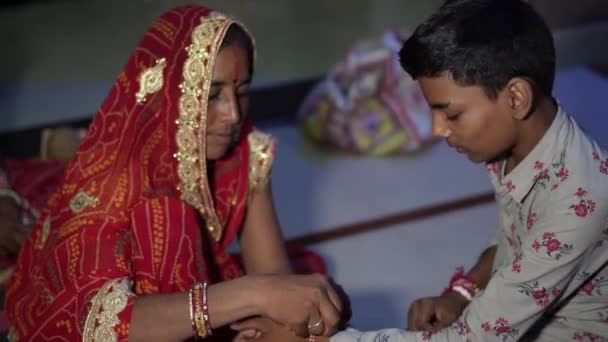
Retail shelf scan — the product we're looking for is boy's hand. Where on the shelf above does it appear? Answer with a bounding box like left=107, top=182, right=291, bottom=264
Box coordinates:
left=407, top=292, right=469, bottom=332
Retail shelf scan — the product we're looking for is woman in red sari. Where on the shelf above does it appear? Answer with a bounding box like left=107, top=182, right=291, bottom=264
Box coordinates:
left=5, top=6, right=342, bottom=341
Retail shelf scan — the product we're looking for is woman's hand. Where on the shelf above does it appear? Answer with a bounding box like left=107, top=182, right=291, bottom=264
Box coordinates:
left=129, top=272, right=345, bottom=341
left=250, top=273, right=343, bottom=337
left=231, top=317, right=330, bottom=342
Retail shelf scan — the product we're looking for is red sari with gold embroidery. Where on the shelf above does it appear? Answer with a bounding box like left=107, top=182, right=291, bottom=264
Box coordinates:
left=5, top=6, right=273, bottom=341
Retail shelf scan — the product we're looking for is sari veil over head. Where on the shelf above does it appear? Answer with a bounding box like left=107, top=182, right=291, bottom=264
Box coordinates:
left=6, top=6, right=276, bottom=341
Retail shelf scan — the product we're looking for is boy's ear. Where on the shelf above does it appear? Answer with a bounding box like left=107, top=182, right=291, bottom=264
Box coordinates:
left=506, top=77, right=534, bottom=120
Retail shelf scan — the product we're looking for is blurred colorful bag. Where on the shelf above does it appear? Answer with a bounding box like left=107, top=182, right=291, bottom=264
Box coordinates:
left=297, top=30, right=436, bottom=156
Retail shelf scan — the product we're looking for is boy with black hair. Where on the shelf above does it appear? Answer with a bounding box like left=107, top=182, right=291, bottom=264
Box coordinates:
left=329, top=0, right=608, bottom=340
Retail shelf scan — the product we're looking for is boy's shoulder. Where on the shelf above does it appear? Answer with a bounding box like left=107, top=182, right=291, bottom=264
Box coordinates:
left=539, top=113, right=608, bottom=207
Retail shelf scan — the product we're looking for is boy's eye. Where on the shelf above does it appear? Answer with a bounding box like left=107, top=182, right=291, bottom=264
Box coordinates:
left=447, top=113, right=461, bottom=121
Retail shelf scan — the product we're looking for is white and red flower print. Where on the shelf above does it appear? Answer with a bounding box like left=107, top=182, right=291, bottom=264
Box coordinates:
left=592, top=151, right=608, bottom=175
left=481, top=318, right=519, bottom=341
left=570, top=188, right=596, bottom=218
left=532, top=232, right=574, bottom=260
left=518, top=281, right=561, bottom=307
left=577, top=272, right=608, bottom=296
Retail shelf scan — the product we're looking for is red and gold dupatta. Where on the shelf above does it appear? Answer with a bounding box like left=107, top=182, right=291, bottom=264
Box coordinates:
left=5, top=6, right=263, bottom=341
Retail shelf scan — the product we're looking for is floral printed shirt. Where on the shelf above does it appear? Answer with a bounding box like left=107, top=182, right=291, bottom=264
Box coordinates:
left=332, top=107, right=608, bottom=341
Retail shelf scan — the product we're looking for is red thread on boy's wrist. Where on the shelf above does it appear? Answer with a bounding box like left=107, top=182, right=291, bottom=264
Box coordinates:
left=442, top=267, right=479, bottom=300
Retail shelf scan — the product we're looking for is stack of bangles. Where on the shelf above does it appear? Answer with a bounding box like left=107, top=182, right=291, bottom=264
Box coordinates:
left=442, top=267, right=480, bottom=301
left=189, top=282, right=212, bottom=339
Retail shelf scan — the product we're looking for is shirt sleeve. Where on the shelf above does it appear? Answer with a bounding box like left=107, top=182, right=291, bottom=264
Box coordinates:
left=332, top=193, right=607, bottom=342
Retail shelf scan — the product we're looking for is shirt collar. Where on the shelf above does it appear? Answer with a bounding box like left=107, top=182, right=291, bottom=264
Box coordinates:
left=487, top=105, right=567, bottom=203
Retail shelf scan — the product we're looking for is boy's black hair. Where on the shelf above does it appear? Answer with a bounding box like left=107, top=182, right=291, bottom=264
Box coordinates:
left=400, top=0, right=555, bottom=99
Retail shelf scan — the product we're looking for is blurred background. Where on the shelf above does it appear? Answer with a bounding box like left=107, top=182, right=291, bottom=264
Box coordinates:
left=0, top=0, right=607, bottom=333
left=2, top=0, right=606, bottom=132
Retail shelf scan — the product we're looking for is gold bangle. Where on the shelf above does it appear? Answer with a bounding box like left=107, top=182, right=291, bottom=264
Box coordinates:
left=188, top=287, right=196, bottom=336
left=191, top=283, right=208, bottom=338
left=202, top=281, right=212, bottom=336
left=194, top=310, right=207, bottom=337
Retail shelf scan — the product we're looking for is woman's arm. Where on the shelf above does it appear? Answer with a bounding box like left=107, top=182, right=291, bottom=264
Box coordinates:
left=129, top=274, right=343, bottom=342
left=129, top=276, right=258, bottom=341
left=239, top=183, right=291, bottom=274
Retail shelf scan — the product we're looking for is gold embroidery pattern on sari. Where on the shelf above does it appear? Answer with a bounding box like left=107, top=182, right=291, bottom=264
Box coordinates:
left=34, top=216, right=51, bottom=250
left=83, top=278, right=133, bottom=342
left=150, top=198, right=164, bottom=269
left=113, top=172, right=129, bottom=209
left=248, top=130, right=275, bottom=192
left=117, top=71, right=130, bottom=95
left=141, top=128, right=163, bottom=189
left=151, top=19, right=176, bottom=42
left=69, top=191, right=99, bottom=214
left=67, top=235, right=80, bottom=280
left=55, top=320, right=72, bottom=334
left=135, top=58, right=167, bottom=104
left=175, top=12, right=232, bottom=242
left=83, top=151, right=117, bottom=178
left=58, top=218, right=94, bottom=239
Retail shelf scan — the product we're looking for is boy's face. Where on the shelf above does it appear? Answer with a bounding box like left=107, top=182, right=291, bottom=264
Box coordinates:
left=418, top=74, right=517, bottom=163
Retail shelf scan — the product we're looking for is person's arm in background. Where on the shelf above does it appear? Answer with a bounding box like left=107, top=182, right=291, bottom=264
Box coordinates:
left=0, top=166, right=28, bottom=259
left=0, top=195, right=24, bottom=258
